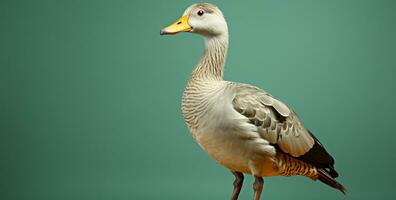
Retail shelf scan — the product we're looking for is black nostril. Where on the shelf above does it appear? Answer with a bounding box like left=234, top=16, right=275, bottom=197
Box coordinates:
left=177, top=21, right=182, bottom=25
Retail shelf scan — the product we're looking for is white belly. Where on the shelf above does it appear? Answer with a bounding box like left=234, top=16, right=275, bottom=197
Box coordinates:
left=193, top=126, right=278, bottom=176
left=195, top=129, right=251, bottom=173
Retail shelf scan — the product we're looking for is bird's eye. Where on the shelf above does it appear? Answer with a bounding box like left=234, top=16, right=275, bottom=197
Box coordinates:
left=197, top=10, right=204, bottom=16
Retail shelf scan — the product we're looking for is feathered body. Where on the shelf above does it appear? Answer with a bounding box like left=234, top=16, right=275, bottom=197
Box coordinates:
left=181, top=35, right=320, bottom=178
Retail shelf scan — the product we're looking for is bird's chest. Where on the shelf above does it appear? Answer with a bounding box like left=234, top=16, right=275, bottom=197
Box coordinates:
left=181, top=81, right=233, bottom=133
left=181, top=82, right=253, bottom=172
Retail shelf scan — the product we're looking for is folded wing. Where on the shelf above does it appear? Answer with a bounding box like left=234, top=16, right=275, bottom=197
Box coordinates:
left=231, top=83, right=337, bottom=177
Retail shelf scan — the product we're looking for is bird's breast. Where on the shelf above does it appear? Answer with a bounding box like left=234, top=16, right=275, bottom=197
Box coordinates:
left=181, top=80, right=231, bottom=131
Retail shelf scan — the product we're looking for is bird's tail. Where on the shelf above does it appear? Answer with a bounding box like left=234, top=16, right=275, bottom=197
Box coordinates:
left=317, top=168, right=346, bottom=194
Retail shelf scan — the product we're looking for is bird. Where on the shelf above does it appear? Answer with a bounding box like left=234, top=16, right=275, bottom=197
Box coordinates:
left=160, top=3, right=346, bottom=200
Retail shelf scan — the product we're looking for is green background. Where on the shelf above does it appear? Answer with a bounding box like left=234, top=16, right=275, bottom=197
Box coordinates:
left=1, top=0, right=395, bottom=199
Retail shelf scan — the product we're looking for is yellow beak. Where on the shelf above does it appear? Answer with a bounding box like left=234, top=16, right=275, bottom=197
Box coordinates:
left=160, top=15, right=192, bottom=35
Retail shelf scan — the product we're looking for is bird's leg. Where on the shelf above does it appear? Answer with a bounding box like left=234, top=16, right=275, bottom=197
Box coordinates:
left=230, top=171, right=244, bottom=200
left=253, top=176, right=264, bottom=200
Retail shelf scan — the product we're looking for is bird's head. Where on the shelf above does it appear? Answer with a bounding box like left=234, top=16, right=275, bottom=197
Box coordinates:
left=160, top=3, right=228, bottom=37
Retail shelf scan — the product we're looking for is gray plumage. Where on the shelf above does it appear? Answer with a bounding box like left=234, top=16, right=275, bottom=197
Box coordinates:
left=231, top=84, right=315, bottom=157
left=161, top=3, right=345, bottom=199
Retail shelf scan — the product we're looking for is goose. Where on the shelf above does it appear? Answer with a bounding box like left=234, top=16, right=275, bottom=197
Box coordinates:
left=160, top=3, right=345, bottom=200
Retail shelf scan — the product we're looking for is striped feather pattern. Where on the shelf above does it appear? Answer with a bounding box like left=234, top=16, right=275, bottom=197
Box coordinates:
left=276, top=153, right=318, bottom=178
left=181, top=35, right=228, bottom=131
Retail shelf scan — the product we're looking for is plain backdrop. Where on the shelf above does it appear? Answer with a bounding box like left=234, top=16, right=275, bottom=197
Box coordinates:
left=1, top=0, right=396, bottom=199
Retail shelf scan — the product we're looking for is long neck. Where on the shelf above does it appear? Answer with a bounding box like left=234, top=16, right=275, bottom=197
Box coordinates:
left=191, top=34, right=228, bottom=81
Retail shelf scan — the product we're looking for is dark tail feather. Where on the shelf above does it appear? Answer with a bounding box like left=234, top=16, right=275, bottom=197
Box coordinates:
left=327, top=165, right=339, bottom=178
left=317, top=169, right=346, bottom=195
